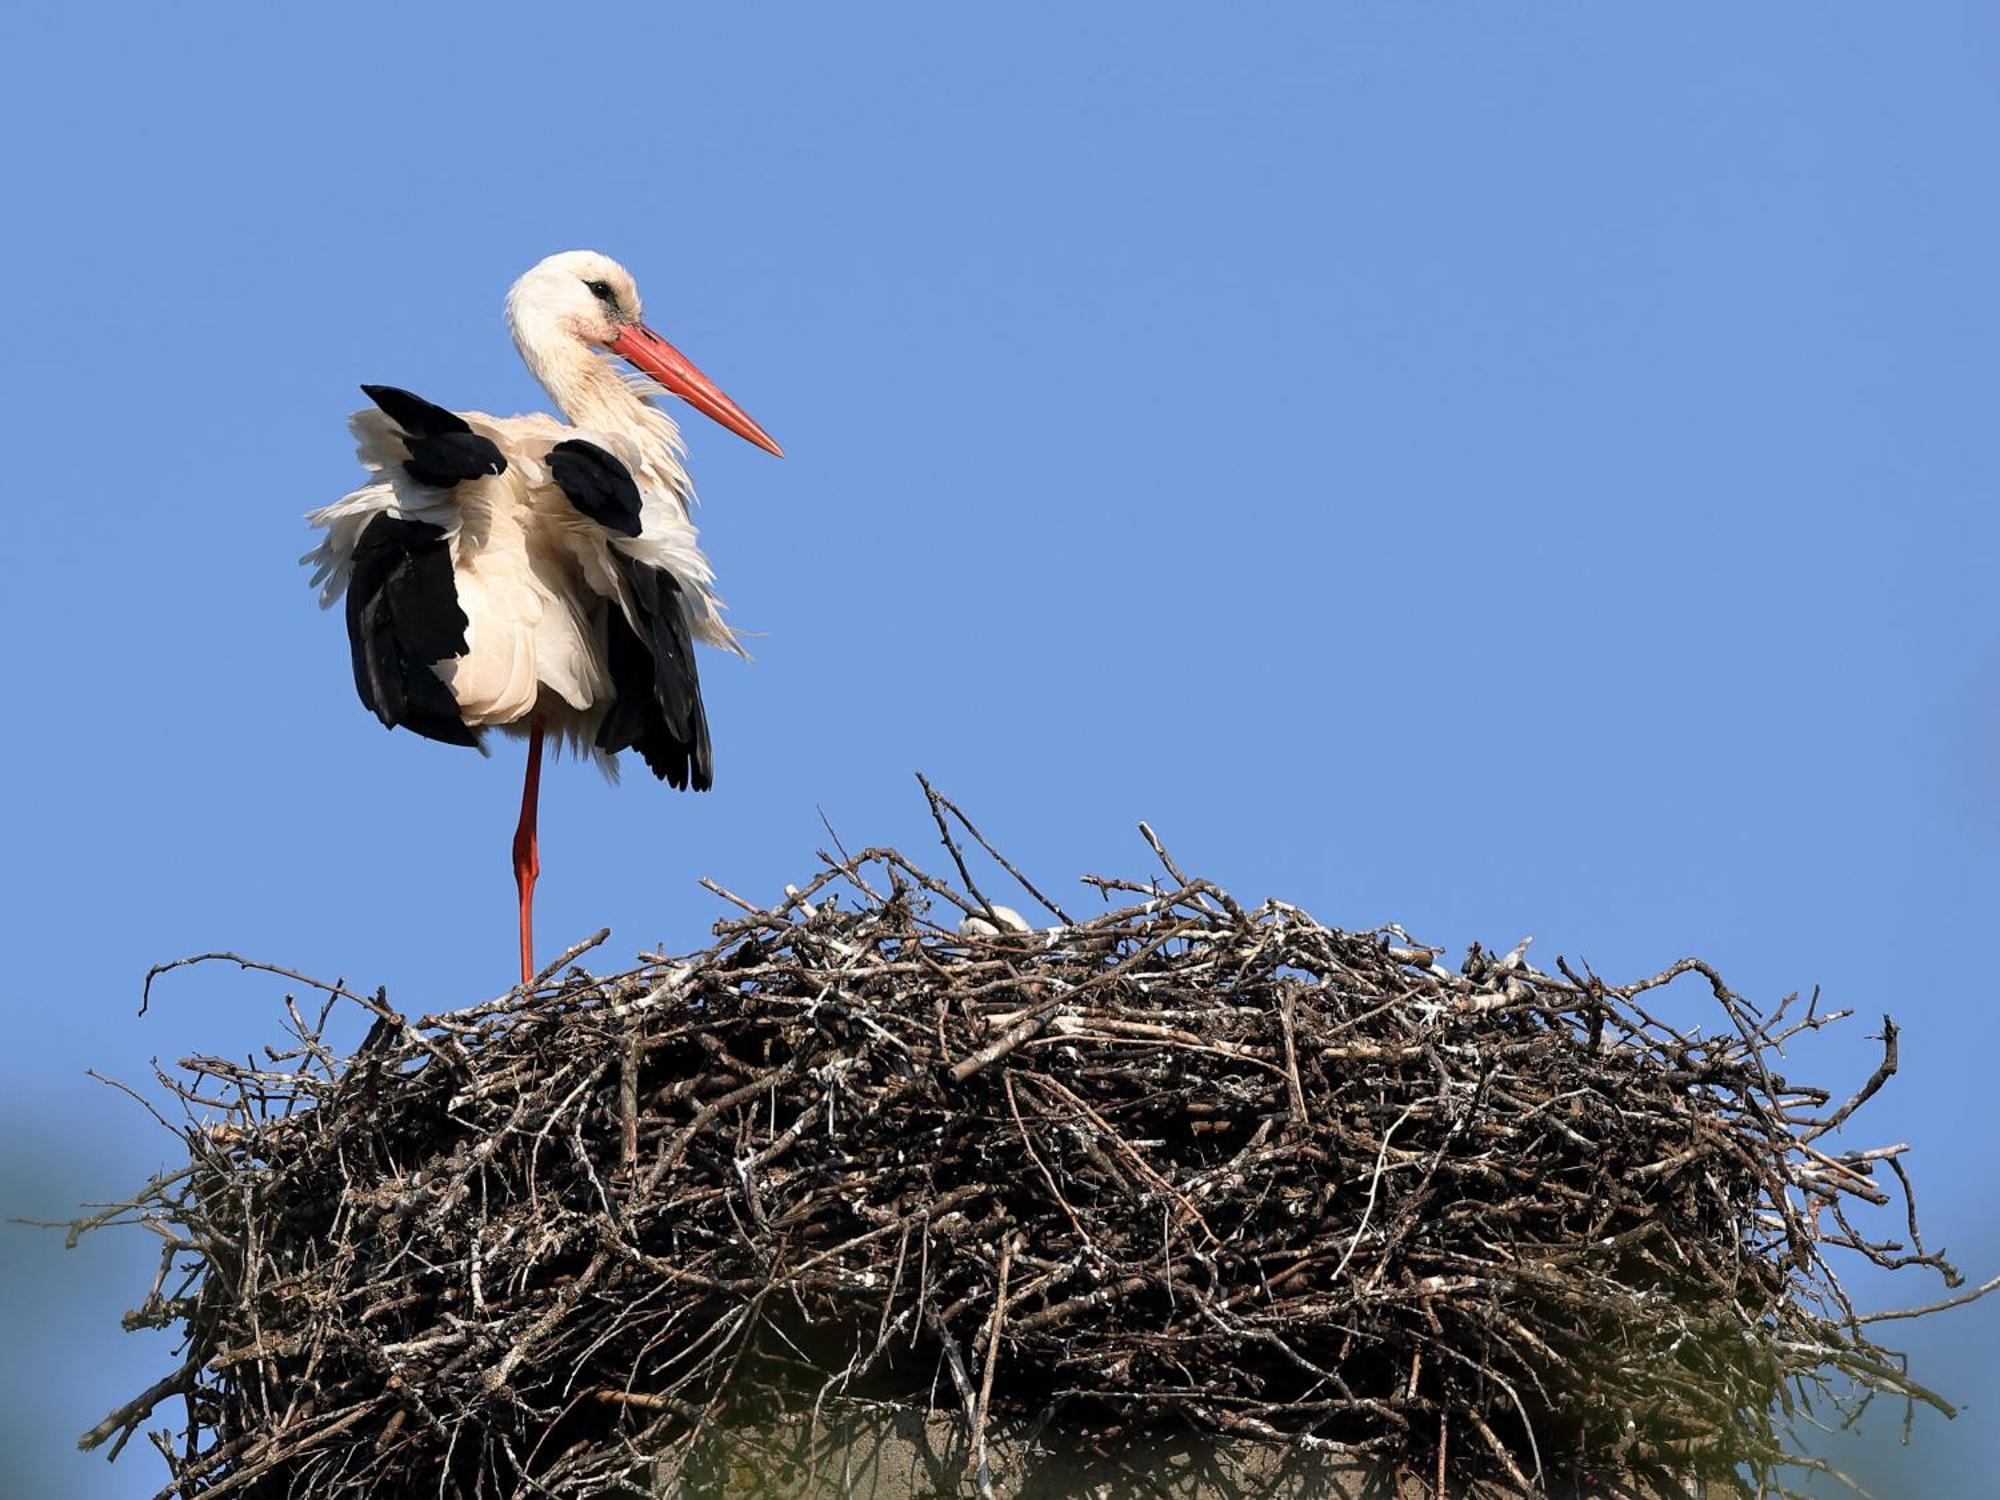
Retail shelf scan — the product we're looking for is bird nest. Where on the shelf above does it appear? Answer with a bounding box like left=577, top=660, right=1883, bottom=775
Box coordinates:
left=81, top=788, right=1966, bottom=1499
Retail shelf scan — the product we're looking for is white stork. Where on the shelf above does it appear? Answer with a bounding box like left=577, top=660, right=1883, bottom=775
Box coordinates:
left=304, top=251, right=782, bottom=984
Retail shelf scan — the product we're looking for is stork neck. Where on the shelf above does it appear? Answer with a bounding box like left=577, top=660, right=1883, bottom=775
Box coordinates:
left=514, top=329, right=693, bottom=507
left=527, top=338, right=652, bottom=437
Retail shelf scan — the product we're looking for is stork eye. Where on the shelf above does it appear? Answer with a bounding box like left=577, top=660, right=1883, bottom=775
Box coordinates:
left=584, top=279, right=617, bottom=305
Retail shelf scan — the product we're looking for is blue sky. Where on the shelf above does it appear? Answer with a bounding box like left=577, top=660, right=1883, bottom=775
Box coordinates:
left=2, top=4, right=1995, bottom=1494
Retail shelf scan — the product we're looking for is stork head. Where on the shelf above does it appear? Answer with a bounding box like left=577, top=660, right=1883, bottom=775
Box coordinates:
left=506, top=250, right=782, bottom=457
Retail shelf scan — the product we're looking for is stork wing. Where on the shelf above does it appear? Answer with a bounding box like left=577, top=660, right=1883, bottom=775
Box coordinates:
left=545, top=439, right=713, bottom=789
left=345, top=515, right=479, bottom=748
left=305, top=385, right=509, bottom=747
left=596, top=552, right=713, bottom=790
left=305, top=385, right=510, bottom=607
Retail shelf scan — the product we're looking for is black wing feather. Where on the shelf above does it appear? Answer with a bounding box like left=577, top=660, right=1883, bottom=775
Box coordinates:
left=360, top=384, right=507, bottom=488
left=596, top=553, right=713, bottom=790
left=360, top=384, right=471, bottom=438
left=344, top=514, right=478, bottom=748
left=547, top=439, right=645, bottom=537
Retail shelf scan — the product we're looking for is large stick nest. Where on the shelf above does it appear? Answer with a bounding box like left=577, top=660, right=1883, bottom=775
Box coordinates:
left=83, top=790, right=1964, bottom=1498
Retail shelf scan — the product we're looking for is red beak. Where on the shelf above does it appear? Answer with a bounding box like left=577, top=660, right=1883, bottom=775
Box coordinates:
left=607, top=323, right=783, bottom=457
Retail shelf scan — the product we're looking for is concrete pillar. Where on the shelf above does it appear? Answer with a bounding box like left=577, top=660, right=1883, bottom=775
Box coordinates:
left=653, top=1409, right=1701, bottom=1498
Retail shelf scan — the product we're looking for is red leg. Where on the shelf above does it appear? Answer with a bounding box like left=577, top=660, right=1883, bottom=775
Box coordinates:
left=512, top=718, right=546, bottom=987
